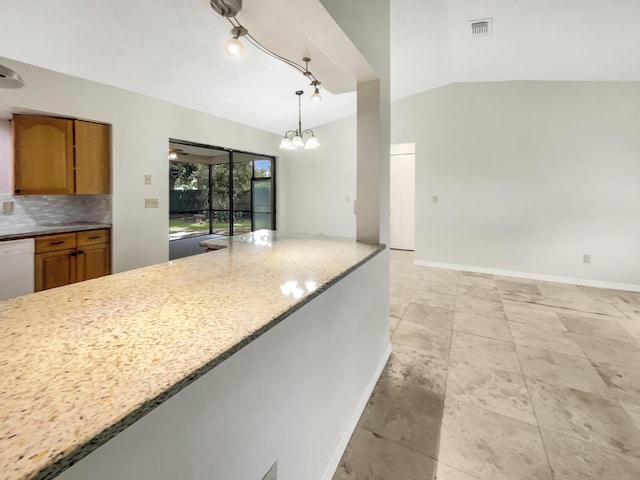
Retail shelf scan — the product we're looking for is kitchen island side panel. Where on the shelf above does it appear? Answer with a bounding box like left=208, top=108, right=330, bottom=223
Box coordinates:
left=57, top=249, right=390, bottom=480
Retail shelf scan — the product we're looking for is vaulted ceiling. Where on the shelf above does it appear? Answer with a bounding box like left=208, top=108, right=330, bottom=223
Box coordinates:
left=1, top=0, right=639, bottom=134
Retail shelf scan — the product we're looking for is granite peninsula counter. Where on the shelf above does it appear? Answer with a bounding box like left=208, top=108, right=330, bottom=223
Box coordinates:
left=0, top=231, right=388, bottom=480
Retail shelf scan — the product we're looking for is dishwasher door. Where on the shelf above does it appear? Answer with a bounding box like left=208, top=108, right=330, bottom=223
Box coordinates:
left=0, top=238, right=35, bottom=301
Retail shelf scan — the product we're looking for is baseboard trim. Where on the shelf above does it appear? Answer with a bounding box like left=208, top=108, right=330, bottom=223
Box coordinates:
left=414, top=260, right=640, bottom=293
left=319, top=342, right=392, bottom=480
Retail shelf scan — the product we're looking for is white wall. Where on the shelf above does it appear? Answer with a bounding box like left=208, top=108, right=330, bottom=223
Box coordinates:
left=277, top=115, right=356, bottom=237
left=57, top=251, right=390, bottom=480
left=0, top=120, right=10, bottom=194
left=0, top=57, right=281, bottom=273
left=392, top=81, right=640, bottom=287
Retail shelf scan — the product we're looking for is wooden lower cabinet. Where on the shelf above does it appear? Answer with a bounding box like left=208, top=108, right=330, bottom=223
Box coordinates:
left=77, top=243, right=110, bottom=282
left=35, top=248, right=77, bottom=291
left=35, top=229, right=111, bottom=292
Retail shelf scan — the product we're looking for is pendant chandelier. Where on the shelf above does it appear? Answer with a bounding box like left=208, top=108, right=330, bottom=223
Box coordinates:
left=279, top=91, right=320, bottom=151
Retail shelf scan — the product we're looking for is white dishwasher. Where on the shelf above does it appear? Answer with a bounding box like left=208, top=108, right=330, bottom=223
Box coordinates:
left=0, top=238, right=35, bottom=301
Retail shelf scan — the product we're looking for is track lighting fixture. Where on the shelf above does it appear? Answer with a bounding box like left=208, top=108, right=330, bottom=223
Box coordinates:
left=210, top=0, right=323, bottom=100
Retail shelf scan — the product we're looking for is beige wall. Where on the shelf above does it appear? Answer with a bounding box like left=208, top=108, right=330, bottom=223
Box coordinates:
left=392, top=81, right=640, bottom=287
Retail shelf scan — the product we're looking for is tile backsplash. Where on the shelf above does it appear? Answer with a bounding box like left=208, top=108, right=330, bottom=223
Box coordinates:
left=0, top=195, right=112, bottom=232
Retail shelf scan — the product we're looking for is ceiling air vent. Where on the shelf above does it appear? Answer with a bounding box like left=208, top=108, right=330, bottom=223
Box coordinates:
left=470, top=18, right=493, bottom=37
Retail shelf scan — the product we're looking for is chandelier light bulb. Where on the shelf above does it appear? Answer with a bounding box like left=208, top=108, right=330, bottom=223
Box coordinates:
left=311, top=88, right=322, bottom=103
left=279, top=137, right=295, bottom=150
left=304, top=135, right=320, bottom=150
left=224, top=37, right=244, bottom=58
left=292, top=134, right=305, bottom=149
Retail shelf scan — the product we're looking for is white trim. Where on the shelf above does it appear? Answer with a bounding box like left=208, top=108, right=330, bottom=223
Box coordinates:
left=319, top=342, right=392, bottom=480
left=414, top=260, right=640, bottom=292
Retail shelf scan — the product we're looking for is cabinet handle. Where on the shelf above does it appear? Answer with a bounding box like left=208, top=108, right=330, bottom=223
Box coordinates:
left=49, top=241, right=66, bottom=245
left=88, top=236, right=101, bottom=240
left=70, top=252, right=77, bottom=257
left=14, top=189, right=21, bottom=194
left=77, top=250, right=84, bottom=255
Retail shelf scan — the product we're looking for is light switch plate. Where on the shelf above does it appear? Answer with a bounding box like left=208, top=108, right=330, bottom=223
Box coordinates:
left=2, top=201, right=14, bottom=214
left=432, top=195, right=439, bottom=204
left=144, top=174, right=152, bottom=185
left=144, top=198, right=159, bottom=208
left=583, top=254, right=592, bottom=264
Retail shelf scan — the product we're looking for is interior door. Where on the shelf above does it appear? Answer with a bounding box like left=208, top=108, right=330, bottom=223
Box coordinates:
left=390, top=153, right=415, bottom=250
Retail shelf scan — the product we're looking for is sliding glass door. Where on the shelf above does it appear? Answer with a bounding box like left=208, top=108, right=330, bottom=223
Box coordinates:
left=168, top=140, right=275, bottom=240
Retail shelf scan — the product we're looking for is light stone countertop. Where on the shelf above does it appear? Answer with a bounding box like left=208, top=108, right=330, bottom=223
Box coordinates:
left=0, top=230, right=385, bottom=480
left=0, top=222, right=112, bottom=241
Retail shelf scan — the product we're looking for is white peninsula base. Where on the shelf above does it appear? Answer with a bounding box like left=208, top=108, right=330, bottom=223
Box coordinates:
left=58, top=249, right=390, bottom=480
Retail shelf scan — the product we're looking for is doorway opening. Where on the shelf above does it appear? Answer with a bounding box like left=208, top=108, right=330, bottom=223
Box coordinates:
left=390, top=143, right=415, bottom=251
left=168, top=139, right=276, bottom=259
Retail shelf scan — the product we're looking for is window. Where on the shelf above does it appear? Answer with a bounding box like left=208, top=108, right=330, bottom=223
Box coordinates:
left=169, top=141, right=275, bottom=240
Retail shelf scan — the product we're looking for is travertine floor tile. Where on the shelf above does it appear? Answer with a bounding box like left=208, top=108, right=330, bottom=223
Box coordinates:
left=403, top=303, right=455, bottom=331
left=333, top=427, right=437, bottom=480
left=503, top=302, right=567, bottom=331
left=508, top=322, right=585, bottom=357
left=392, top=321, right=452, bottom=360
left=455, top=297, right=504, bottom=318
left=453, top=312, right=512, bottom=342
left=412, top=291, right=458, bottom=310
left=621, top=401, right=640, bottom=430
left=420, top=268, right=460, bottom=284
left=516, top=344, right=610, bottom=396
left=360, top=376, right=445, bottom=458
left=457, top=272, right=496, bottom=289
left=449, top=331, right=520, bottom=373
left=558, top=312, right=636, bottom=342
left=389, top=316, right=400, bottom=334
left=417, top=280, right=459, bottom=296
left=541, top=428, right=640, bottom=480
left=527, top=379, right=640, bottom=458
left=535, top=281, right=590, bottom=301
left=615, top=317, right=640, bottom=344
left=456, top=284, right=501, bottom=302
left=593, top=362, right=640, bottom=404
left=386, top=342, right=449, bottom=395
left=435, top=462, right=482, bottom=480
left=390, top=298, right=410, bottom=319
left=496, top=280, right=542, bottom=296
left=446, top=361, right=536, bottom=424
left=570, top=332, right=640, bottom=367
left=438, top=399, right=552, bottom=480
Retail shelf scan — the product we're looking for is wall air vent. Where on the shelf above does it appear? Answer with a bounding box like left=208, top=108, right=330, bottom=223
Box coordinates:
left=470, top=18, right=493, bottom=37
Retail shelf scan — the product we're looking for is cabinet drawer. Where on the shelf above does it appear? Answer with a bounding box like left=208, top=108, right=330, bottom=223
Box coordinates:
left=35, top=233, right=77, bottom=253
left=77, top=229, right=110, bottom=246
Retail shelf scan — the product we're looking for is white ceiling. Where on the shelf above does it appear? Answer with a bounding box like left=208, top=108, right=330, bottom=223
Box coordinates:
left=1, top=0, right=640, bottom=133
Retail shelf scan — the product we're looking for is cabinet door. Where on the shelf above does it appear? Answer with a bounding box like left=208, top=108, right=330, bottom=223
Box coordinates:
left=35, top=248, right=77, bottom=292
left=75, top=120, right=111, bottom=194
left=13, top=115, right=75, bottom=195
left=77, top=243, right=110, bottom=282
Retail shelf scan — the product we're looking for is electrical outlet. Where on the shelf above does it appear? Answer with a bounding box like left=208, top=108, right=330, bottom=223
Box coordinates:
left=583, top=254, right=592, bottom=264
left=144, top=198, right=159, bottom=208
left=432, top=195, right=439, bottom=204
left=2, top=201, right=14, bottom=214
left=145, top=174, right=152, bottom=185
left=261, top=462, right=277, bottom=480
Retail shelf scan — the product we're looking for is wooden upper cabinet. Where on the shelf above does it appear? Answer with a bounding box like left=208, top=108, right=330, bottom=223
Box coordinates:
left=75, top=120, right=111, bottom=194
left=13, top=114, right=111, bottom=195
left=13, top=114, right=75, bottom=195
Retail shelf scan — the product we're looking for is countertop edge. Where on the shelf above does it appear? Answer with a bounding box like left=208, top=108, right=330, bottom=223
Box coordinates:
left=0, top=224, right=111, bottom=242
left=32, top=243, right=387, bottom=480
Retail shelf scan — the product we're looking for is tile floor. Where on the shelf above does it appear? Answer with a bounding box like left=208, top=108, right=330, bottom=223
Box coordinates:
left=333, top=250, right=640, bottom=480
